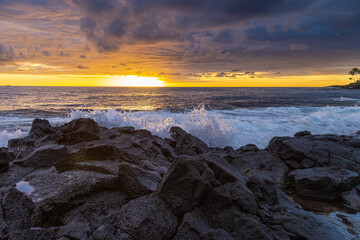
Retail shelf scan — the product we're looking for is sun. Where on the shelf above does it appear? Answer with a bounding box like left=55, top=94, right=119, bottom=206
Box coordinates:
left=108, top=75, right=166, bottom=87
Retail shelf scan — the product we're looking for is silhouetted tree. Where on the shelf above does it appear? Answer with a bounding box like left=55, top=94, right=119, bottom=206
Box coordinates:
left=348, top=68, right=360, bottom=82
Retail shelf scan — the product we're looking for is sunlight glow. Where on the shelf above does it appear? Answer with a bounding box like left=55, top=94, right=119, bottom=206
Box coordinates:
left=108, top=75, right=165, bottom=87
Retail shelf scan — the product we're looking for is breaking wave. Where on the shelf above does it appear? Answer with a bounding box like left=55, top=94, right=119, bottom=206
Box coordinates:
left=1, top=105, right=360, bottom=149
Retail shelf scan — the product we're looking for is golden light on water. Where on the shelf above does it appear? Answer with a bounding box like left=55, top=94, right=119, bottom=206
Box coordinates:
left=108, top=75, right=166, bottom=87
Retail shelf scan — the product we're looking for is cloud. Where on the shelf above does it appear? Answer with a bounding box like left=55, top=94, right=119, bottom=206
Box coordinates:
left=0, top=43, right=15, bottom=61
left=42, top=50, right=51, bottom=56
left=290, top=43, right=309, bottom=50
left=70, top=0, right=313, bottom=52
left=76, top=64, right=89, bottom=69
left=2, top=0, right=360, bottom=77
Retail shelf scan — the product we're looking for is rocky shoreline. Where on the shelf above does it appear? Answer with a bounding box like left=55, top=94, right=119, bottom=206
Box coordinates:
left=0, top=118, right=360, bottom=239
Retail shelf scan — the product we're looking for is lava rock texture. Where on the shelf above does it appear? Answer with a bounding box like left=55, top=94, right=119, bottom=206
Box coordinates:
left=0, top=118, right=359, bottom=239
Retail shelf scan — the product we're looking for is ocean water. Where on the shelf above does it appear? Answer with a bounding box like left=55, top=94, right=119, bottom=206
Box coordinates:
left=0, top=86, right=359, bottom=149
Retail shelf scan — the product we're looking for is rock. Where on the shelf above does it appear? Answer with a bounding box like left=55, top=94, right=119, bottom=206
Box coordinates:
left=59, top=118, right=101, bottom=145
left=223, top=146, right=234, bottom=153
left=287, top=167, right=360, bottom=201
left=236, top=144, right=259, bottom=153
left=5, top=228, right=57, bottom=240
left=69, top=144, right=120, bottom=162
left=341, top=188, right=360, bottom=211
left=61, top=191, right=128, bottom=230
left=229, top=149, right=288, bottom=185
left=0, top=194, right=7, bottom=239
left=199, top=153, right=247, bottom=184
left=118, top=162, right=161, bottom=198
left=74, top=160, right=121, bottom=175
left=13, top=144, right=71, bottom=171
left=92, top=225, right=133, bottom=240
left=101, top=127, right=175, bottom=167
left=294, top=130, right=311, bottom=138
left=272, top=210, right=354, bottom=240
left=57, top=221, right=92, bottom=240
left=29, top=119, right=55, bottom=139
left=268, top=135, right=360, bottom=172
left=114, top=194, right=178, bottom=240
left=2, top=188, right=37, bottom=232
left=0, top=147, right=15, bottom=172
left=8, top=167, right=121, bottom=227
left=170, top=126, right=210, bottom=155
left=0, top=165, right=34, bottom=189
left=199, top=183, right=274, bottom=239
left=2, top=119, right=360, bottom=239
left=199, top=229, right=235, bottom=240
left=158, top=156, right=219, bottom=216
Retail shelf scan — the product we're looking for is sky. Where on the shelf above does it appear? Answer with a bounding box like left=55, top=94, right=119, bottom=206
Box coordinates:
left=0, top=0, right=359, bottom=87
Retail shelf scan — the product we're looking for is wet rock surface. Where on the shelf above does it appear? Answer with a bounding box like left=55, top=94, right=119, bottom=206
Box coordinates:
left=0, top=119, right=359, bottom=239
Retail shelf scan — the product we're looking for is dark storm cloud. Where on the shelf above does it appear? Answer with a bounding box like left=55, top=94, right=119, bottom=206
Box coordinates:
left=246, top=0, right=360, bottom=50
left=69, top=0, right=315, bottom=52
left=2, top=0, right=360, bottom=76
left=213, top=29, right=234, bottom=44
left=71, top=0, right=114, bottom=14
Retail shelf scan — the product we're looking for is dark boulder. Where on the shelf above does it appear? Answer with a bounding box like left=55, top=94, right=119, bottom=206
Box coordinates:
left=13, top=144, right=71, bottom=171
left=59, top=118, right=101, bottom=145
left=268, top=135, right=360, bottom=172
left=294, top=130, right=312, bottom=138
left=158, top=156, right=220, bottom=216
left=118, top=162, right=161, bottom=198
left=29, top=119, right=55, bottom=139
left=341, top=187, right=360, bottom=212
left=0, top=147, right=15, bottom=172
left=92, top=225, right=132, bottom=240
left=2, top=188, right=37, bottom=232
left=287, top=167, right=360, bottom=201
left=5, top=228, right=57, bottom=240
left=229, top=149, right=288, bottom=185
left=114, top=194, right=178, bottom=240
left=170, top=126, right=210, bottom=155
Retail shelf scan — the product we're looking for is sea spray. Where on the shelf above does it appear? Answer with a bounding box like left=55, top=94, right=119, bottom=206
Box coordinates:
left=1, top=105, right=359, bottom=148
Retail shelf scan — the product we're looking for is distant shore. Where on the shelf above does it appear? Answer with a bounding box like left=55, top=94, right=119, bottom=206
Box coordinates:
left=328, top=81, right=360, bottom=89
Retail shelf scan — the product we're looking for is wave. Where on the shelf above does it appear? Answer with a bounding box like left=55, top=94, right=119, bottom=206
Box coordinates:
left=0, top=129, right=27, bottom=148
left=1, top=106, right=360, bottom=149
left=68, top=105, right=360, bottom=149
left=334, top=97, right=360, bottom=102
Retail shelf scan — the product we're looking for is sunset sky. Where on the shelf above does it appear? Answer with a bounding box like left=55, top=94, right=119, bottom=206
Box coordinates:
left=0, top=0, right=359, bottom=87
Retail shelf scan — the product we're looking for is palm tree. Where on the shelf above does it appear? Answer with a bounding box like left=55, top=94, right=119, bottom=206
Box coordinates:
left=348, top=68, right=360, bottom=83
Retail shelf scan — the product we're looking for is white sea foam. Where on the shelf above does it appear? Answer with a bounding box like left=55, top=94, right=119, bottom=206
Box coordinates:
left=68, top=105, right=360, bottom=148
left=1, top=106, right=359, bottom=149
left=335, top=97, right=360, bottom=102
left=0, top=129, right=26, bottom=147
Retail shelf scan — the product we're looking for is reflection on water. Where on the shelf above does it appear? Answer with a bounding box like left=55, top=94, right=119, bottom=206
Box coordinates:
left=15, top=181, right=34, bottom=195
left=0, top=86, right=359, bottom=118
left=0, top=86, right=360, bottom=149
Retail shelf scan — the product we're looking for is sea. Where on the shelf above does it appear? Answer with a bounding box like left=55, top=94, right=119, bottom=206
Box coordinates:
left=0, top=86, right=359, bottom=149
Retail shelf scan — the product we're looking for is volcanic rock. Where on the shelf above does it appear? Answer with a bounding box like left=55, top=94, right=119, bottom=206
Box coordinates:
left=0, top=118, right=359, bottom=240
left=170, top=126, right=210, bottom=155
left=287, top=167, right=360, bottom=201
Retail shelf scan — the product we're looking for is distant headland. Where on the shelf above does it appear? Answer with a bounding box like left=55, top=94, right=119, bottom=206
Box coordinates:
left=328, top=81, right=360, bottom=89
left=327, top=68, right=360, bottom=89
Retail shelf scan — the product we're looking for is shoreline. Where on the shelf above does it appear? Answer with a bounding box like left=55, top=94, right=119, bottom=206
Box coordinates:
left=0, top=118, right=359, bottom=239
left=328, top=82, right=360, bottom=89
